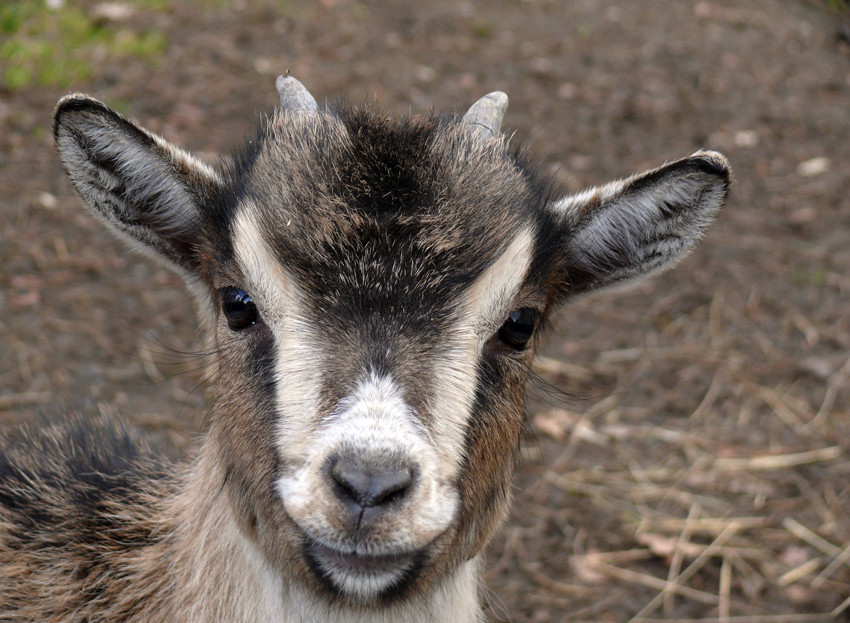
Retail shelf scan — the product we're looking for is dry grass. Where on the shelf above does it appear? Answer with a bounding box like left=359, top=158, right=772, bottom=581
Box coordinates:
left=484, top=294, right=850, bottom=620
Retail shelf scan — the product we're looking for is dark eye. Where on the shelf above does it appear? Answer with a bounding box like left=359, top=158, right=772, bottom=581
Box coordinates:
left=221, top=287, right=260, bottom=331
left=497, top=308, right=540, bottom=350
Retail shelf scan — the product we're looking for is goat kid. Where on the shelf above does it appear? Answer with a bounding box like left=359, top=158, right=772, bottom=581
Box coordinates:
left=0, top=77, right=730, bottom=622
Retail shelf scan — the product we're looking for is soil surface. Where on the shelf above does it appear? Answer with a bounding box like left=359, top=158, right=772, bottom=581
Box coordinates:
left=2, top=1, right=850, bottom=621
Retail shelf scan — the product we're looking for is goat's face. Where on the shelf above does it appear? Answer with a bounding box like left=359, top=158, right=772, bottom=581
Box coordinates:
left=205, top=107, right=559, bottom=602
left=54, top=78, right=730, bottom=606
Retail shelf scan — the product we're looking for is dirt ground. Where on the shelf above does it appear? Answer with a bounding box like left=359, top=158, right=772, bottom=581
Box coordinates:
left=2, top=1, right=850, bottom=621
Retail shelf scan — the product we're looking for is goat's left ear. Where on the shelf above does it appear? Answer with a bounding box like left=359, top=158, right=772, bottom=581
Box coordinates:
left=551, top=151, right=730, bottom=295
left=53, top=94, right=221, bottom=277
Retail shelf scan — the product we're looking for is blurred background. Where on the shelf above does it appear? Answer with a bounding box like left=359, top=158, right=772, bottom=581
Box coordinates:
left=1, top=1, right=849, bottom=620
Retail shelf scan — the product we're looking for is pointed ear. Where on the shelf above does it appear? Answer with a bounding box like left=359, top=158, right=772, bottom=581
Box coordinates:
left=53, top=95, right=221, bottom=276
left=550, top=151, right=731, bottom=295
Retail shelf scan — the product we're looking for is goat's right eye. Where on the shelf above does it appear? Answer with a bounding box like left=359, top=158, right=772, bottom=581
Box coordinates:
left=221, top=287, right=260, bottom=330
left=496, top=308, right=540, bottom=350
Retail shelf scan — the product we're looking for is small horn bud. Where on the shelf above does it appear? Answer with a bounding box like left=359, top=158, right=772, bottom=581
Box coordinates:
left=275, top=75, right=318, bottom=114
left=462, top=91, right=508, bottom=139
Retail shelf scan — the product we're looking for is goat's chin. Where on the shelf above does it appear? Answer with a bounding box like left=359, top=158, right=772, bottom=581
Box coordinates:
left=304, top=539, right=426, bottom=603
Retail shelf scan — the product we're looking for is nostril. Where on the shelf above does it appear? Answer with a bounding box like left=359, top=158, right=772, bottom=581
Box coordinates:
left=329, top=456, right=414, bottom=509
left=366, top=468, right=413, bottom=507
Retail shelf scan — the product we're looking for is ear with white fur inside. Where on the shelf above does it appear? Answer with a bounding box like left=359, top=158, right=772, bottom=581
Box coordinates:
left=53, top=95, right=220, bottom=277
left=551, top=151, right=730, bottom=295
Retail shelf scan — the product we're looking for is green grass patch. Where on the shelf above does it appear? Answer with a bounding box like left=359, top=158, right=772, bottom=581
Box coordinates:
left=792, top=266, right=830, bottom=287
left=0, top=1, right=168, bottom=91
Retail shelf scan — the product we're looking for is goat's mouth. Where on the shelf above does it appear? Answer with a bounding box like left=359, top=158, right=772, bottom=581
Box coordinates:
left=305, top=540, right=425, bottom=601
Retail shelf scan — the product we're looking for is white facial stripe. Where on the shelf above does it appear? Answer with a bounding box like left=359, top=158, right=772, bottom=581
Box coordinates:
left=232, top=204, right=296, bottom=323
left=427, top=226, right=536, bottom=471
left=465, top=227, right=536, bottom=337
left=233, top=207, right=325, bottom=461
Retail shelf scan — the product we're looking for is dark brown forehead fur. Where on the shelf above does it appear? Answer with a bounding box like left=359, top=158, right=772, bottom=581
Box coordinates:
left=213, top=104, right=565, bottom=323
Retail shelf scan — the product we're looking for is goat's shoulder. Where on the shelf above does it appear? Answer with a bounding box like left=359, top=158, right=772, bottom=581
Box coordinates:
left=0, top=412, right=182, bottom=622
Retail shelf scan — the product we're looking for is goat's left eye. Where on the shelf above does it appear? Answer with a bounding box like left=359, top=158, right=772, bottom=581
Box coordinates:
left=221, top=287, right=260, bottom=330
left=497, top=308, right=540, bottom=350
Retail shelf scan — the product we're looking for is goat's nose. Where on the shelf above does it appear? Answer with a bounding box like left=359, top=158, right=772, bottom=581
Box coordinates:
left=328, top=455, right=414, bottom=523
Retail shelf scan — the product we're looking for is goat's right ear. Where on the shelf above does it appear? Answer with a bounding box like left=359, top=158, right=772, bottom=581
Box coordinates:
left=549, top=151, right=731, bottom=296
left=53, top=95, right=220, bottom=276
